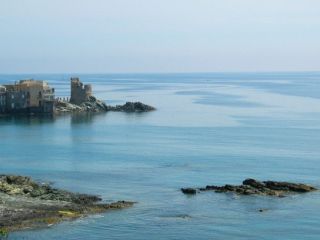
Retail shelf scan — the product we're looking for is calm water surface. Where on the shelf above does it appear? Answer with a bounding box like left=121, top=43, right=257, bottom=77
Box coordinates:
left=0, top=73, right=320, bottom=239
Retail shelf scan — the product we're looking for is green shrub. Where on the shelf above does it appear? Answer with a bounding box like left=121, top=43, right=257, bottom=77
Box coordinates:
left=0, top=228, right=8, bottom=239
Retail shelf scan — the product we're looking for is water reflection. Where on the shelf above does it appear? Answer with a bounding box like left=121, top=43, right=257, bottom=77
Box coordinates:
left=0, top=112, right=109, bottom=127
left=0, top=114, right=56, bottom=126
left=70, top=112, right=105, bottom=125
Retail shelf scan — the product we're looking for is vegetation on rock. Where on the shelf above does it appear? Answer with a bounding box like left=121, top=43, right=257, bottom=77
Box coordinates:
left=0, top=175, right=134, bottom=233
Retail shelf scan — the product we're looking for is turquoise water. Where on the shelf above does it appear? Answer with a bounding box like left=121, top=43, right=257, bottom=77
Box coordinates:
left=1, top=73, right=320, bottom=239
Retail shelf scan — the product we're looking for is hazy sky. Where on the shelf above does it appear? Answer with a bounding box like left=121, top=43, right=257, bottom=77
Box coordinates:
left=0, top=0, right=319, bottom=73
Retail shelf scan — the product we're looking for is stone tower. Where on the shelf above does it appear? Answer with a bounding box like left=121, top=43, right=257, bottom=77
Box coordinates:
left=70, top=77, right=92, bottom=105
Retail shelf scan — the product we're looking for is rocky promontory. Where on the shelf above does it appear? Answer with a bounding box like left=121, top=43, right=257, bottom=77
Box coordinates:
left=55, top=96, right=156, bottom=113
left=0, top=175, right=134, bottom=235
left=181, top=179, right=317, bottom=197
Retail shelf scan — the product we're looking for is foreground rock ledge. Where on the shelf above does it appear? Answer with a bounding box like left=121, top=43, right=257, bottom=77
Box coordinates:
left=181, top=178, right=317, bottom=197
left=0, top=175, right=134, bottom=233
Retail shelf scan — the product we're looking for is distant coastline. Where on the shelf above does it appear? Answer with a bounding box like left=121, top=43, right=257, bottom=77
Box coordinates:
left=0, top=77, right=155, bottom=116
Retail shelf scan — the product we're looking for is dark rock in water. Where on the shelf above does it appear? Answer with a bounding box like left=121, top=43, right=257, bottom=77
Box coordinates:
left=243, top=179, right=265, bottom=189
left=182, top=179, right=317, bottom=197
left=262, top=181, right=316, bottom=193
left=55, top=97, right=155, bottom=114
left=0, top=175, right=134, bottom=233
left=258, top=209, right=268, bottom=213
left=181, top=188, right=197, bottom=195
left=107, top=101, right=156, bottom=112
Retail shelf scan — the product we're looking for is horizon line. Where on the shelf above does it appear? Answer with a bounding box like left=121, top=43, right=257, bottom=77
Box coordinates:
left=0, top=70, right=320, bottom=75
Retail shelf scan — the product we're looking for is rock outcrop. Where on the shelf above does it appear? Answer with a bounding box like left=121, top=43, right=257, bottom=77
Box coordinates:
left=55, top=96, right=155, bottom=113
left=181, top=188, right=197, bottom=195
left=0, top=175, right=134, bottom=233
left=181, top=179, right=317, bottom=197
left=107, top=101, right=156, bottom=112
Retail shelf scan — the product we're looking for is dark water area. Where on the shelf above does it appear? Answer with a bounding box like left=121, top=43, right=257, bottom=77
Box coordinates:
left=0, top=73, right=320, bottom=239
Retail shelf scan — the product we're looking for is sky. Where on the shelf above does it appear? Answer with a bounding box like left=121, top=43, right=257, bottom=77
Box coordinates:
left=0, top=0, right=319, bottom=73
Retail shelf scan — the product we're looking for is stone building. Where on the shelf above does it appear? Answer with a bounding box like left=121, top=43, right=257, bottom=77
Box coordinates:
left=5, top=90, right=26, bottom=113
left=0, top=79, right=55, bottom=114
left=70, top=77, right=92, bottom=105
left=0, top=86, right=6, bottom=113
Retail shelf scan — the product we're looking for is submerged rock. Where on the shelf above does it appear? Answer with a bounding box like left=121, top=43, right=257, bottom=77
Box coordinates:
left=0, top=175, right=134, bottom=233
left=258, top=208, right=268, bottom=213
left=181, top=188, right=197, bottom=195
left=181, top=179, right=317, bottom=197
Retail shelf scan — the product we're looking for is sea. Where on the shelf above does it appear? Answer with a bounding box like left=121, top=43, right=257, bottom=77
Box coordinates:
left=0, top=72, right=319, bottom=240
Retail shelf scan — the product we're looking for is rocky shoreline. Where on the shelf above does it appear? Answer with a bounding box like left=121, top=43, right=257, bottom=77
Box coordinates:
left=55, top=96, right=155, bottom=114
left=181, top=178, right=317, bottom=197
left=1, top=175, right=317, bottom=236
left=0, top=175, right=134, bottom=235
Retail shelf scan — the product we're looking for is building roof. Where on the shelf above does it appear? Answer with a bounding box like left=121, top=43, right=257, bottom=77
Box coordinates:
left=18, top=79, right=47, bottom=86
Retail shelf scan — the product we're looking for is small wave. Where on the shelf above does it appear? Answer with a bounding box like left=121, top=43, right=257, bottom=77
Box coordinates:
left=158, top=214, right=192, bottom=220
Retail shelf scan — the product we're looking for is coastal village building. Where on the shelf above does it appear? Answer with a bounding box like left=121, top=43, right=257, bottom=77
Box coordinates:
left=0, top=77, right=96, bottom=115
left=0, top=79, right=55, bottom=114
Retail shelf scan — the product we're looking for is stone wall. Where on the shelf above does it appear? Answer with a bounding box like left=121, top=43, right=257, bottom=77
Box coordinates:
left=5, top=91, right=27, bottom=113
left=70, top=78, right=92, bottom=105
